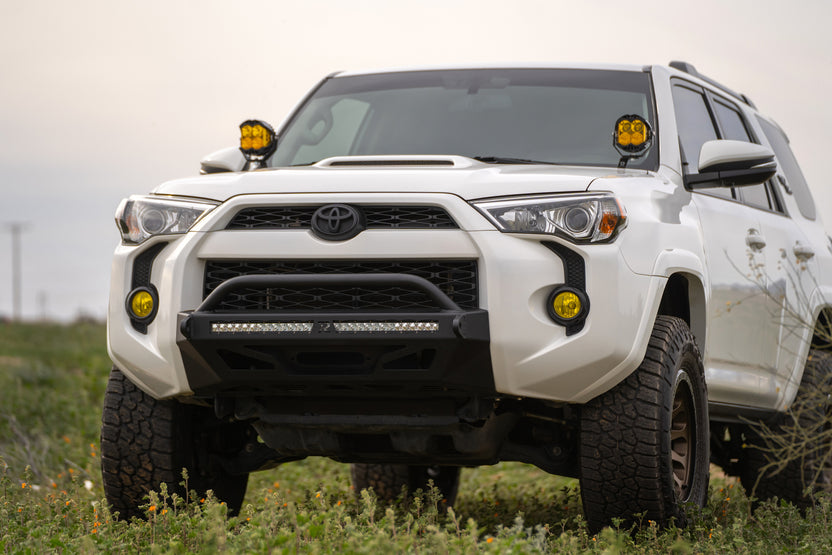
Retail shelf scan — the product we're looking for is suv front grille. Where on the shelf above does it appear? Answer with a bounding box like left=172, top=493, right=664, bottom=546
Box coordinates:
left=226, top=205, right=457, bottom=230
left=203, top=260, right=478, bottom=311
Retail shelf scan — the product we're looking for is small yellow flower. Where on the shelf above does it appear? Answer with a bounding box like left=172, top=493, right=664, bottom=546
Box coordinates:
left=148, top=505, right=156, bottom=512
left=21, top=483, right=26, bottom=489
left=486, top=537, right=494, bottom=544
left=316, top=492, right=321, bottom=498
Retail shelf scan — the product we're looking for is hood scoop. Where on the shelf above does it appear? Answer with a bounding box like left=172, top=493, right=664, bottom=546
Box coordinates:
left=315, top=155, right=474, bottom=168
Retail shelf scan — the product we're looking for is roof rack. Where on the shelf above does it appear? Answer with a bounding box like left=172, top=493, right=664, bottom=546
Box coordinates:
left=668, top=61, right=756, bottom=108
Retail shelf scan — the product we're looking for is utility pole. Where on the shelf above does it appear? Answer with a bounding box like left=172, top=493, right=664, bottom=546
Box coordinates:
left=3, top=222, right=29, bottom=321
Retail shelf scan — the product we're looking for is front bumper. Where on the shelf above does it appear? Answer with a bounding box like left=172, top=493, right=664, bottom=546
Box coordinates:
left=177, top=273, right=493, bottom=398
left=108, top=192, right=662, bottom=403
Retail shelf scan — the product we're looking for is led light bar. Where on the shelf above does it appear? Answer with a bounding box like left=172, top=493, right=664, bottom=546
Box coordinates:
left=333, top=322, right=439, bottom=333
left=211, top=322, right=313, bottom=334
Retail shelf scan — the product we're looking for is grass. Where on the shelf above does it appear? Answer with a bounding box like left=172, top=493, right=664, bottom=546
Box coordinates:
left=3, top=321, right=832, bottom=553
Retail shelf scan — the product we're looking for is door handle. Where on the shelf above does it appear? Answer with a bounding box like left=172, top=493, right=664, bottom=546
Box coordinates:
left=746, top=229, right=767, bottom=251
left=793, top=242, right=815, bottom=260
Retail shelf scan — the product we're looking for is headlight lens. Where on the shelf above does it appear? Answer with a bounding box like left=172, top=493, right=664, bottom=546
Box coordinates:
left=473, top=193, right=626, bottom=243
left=115, top=195, right=218, bottom=244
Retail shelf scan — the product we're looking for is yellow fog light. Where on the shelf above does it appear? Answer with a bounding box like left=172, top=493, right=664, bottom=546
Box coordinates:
left=126, top=287, right=158, bottom=322
left=239, top=119, right=277, bottom=162
left=547, top=286, right=589, bottom=328
left=552, top=291, right=581, bottom=320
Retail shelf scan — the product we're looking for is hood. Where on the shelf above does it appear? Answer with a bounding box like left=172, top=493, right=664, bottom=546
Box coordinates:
left=153, top=156, right=649, bottom=202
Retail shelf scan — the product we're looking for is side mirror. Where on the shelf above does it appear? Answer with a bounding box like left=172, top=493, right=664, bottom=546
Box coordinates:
left=200, top=147, right=245, bottom=174
left=685, top=139, right=776, bottom=189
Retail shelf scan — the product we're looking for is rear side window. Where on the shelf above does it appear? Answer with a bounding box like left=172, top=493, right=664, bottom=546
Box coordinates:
left=756, top=117, right=816, bottom=220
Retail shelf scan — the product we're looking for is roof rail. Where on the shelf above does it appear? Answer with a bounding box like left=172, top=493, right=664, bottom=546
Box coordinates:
left=668, top=61, right=756, bottom=108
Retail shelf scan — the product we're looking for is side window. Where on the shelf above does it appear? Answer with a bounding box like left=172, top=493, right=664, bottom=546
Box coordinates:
left=712, top=100, right=772, bottom=211
left=756, top=117, right=816, bottom=220
left=671, top=83, right=733, bottom=200
left=671, top=85, right=718, bottom=173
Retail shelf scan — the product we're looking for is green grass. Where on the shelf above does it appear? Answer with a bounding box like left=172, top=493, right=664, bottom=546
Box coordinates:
left=3, top=322, right=832, bottom=552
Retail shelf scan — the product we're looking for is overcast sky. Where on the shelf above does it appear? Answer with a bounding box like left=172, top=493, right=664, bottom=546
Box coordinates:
left=1, top=0, right=830, bottom=320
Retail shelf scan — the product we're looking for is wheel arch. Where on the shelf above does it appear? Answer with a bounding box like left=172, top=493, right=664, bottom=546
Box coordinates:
left=656, top=272, right=707, bottom=355
left=811, top=305, right=832, bottom=352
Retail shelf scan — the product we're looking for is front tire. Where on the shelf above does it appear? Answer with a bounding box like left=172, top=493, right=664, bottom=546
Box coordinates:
left=579, top=316, right=709, bottom=532
left=100, top=368, right=249, bottom=520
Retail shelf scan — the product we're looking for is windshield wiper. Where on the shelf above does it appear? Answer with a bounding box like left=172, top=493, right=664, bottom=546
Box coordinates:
left=473, top=156, right=559, bottom=165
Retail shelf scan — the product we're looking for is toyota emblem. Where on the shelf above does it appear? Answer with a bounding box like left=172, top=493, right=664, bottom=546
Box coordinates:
left=310, top=204, right=365, bottom=241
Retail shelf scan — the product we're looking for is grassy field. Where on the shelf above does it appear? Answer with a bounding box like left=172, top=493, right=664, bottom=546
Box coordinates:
left=2, top=322, right=832, bottom=553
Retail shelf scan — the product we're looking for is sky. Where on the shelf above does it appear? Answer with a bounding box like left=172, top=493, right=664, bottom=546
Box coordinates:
left=0, top=0, right=830, bottom=321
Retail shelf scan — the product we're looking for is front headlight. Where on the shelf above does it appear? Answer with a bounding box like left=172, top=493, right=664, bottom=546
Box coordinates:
left=472, top=193, right=627, bottom=243
left=115, top=195, right=219, bottom=244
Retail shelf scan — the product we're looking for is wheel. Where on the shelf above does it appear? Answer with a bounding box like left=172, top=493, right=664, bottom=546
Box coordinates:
left=100, top=367, right=249, bottom=520
left=739, top=350, right=832, bottom=508
left=579, top=315, right=709, bottom=532
left=350, top=463, right=461, bottom=506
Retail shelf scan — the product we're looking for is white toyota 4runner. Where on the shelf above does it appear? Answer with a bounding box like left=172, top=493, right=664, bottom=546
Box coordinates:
left=102, top=62, right=832, bottom=530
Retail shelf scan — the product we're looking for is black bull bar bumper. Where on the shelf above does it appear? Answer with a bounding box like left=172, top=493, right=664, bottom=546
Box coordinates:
left=176, top=274, right=494, bottom=398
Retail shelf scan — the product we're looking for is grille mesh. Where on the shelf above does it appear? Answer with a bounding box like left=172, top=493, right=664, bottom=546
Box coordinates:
left=204, top=260, right=478, bottom=312
left=226, top=205, right=457, bottom=230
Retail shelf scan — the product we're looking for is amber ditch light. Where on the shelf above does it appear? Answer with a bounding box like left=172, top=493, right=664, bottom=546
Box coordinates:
left=239, top=119, right=277, bottom=162
left=614, top=114, right=652, bottom=168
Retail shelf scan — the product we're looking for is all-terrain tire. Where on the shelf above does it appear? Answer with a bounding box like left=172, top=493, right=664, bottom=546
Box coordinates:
left=350, top=463, right=461, bottom=505
left=579, top=316, right=709, bottom=532
left=100, top=367, right=249, bottom=520
left=739, top=350, right=832, bottom=508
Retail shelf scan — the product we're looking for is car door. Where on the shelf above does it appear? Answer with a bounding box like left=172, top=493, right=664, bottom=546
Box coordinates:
left=751, top=115, right=820, bottom=407
left=671, top=81, right=781, bottom=408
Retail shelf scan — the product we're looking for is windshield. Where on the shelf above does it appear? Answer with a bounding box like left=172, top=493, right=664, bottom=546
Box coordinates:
left=272, top=68, right=657, bottom=170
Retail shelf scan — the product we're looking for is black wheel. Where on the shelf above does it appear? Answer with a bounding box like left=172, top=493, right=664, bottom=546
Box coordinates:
left=350, top=463, right=461, bottom=506
left=739, top=350, right=832, bottom=508
left=579, top=316, right=709, bottom=532
left=100, top=368, right=250, bottom=520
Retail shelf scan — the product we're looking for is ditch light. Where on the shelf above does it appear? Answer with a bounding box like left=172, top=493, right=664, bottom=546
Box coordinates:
left=210, top=321, right=440, bottom=334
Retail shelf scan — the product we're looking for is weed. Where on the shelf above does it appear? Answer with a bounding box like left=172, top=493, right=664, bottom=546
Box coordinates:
left=3, top=322, right=832, bottom=552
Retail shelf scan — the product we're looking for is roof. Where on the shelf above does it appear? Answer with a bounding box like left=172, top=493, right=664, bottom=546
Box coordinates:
left=334, top=62, right=649, bottom=78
